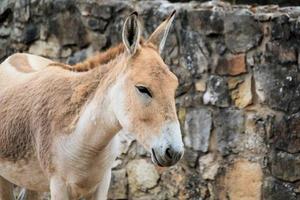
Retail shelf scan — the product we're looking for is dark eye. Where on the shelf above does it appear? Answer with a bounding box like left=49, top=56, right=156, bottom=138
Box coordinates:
left=136, top=86, right=152, bottom=98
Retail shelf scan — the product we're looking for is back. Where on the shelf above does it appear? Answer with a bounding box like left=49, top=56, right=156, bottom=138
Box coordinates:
left=0, top=53, right=54, bottom=89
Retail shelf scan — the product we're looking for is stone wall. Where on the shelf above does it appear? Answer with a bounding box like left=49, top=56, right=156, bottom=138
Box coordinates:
left=1, top=0, right=300, bottom=199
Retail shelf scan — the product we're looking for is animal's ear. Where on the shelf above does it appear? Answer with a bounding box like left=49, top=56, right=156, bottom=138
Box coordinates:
left=147, top=10, right=176, bottom=54
left=122, top=11, right=141, bottom=55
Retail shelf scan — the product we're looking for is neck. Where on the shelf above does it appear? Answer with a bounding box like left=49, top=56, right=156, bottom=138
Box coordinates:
left=69, top=53, right=127, bottom=155
left=73, top=94, right=121, bottom=151
left=57, top=79, right=123, bottom=179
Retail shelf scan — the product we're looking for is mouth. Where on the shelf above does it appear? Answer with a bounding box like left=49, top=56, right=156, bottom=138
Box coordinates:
left=151, top=148, right=163, bottom=167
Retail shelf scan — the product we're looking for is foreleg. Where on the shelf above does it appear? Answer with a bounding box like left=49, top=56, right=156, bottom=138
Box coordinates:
left=17, top=188, right=41, bottom=200
left=85, top=170, right=112, bottom=200
left=50, top=176, right=69, bottom=200
left=0, top=176, right=14, bottom=200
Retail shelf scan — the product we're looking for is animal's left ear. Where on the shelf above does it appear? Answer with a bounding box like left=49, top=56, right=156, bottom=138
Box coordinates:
left=147, top=10, right=176, bottom=54
left=122, top=11, right=141, bottom=55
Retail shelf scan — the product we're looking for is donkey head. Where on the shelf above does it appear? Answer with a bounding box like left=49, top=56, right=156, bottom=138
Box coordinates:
left=111, top=11, right=184, bottom=167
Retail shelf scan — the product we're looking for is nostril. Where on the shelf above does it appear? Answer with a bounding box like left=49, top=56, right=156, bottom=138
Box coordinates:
left=176, top=152, right=183, bottom=161
left=166, top=148, right=173, bottom=160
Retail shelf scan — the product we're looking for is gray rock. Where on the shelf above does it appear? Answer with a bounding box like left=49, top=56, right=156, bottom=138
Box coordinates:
left=67, top=46, right=94, bottom=65
left=182, top=148, right=199, bottom=168
left=14, top=0, right=30, bottom=23
left=0, top=39, right=8, bottom=60
left=184, top=107, right=212, bottom=152
left=214, top=108, right=245, bottom=156
left=179, top=30, right=209, bottom=76
left=271, top=151, right=300, bottom=182
left=90, top=4, right=112, bottom=20
left=254, top=63, right=300, bottom=113
left=203, top=75, right=230, bottom=107
left=83, top=17, right=108, bottom=32
left=265, top=41, right=297, bottom=64
left=22, top=23, right=39, bottom=44
left=271, top=14, right=291, bottom=41
left=263, top=177, right=296, bottom=200
left=224, top=12, right=263, bottom=53
left=47, top=2, right=89, bottom=47
left=273, top=113, right=300, bottom=154
left=0, top=26, right=11, bottom=37
left=108, top=169, right=127, bottom=199
left=187, top=9, right=224, bottom=35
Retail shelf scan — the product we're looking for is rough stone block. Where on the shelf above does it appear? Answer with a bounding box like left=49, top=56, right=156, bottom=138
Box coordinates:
left=254, top=63, right=300, bottom=113
left=218, top=159, right=263, bottom=200
left=271, top=151, right=300, bottom=182
left=108, top=169, right=127, bottom=199
left=203, top=75, right=230, bottom=107
left=231, top=75, right=253, bottom=108
left=187, top=9, right=224, bottom=35
left=263, top=177, right=296, bottom=200
left=184, top=107, right=212, bottom=152
left=214, top=108, right=245, bottom=155
left=28, top=36, right=60, bottom=58
left=224, top=12, right=263, bottom=53
left=273, top=112, right=300, bottom=153
left=127, top=159, right=159, bottom=195
left=216, top=54, right=247, bottom=76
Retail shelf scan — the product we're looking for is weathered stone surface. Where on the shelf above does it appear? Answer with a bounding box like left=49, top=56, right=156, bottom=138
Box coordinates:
left=231, top=75, right=253, bottom=108
left=28, top=36, right=60, bottom=58
left=108, top=169, right=127, bottom=199
left=203, top=75, right=230, bottom=107
left=179, top=22, right=210, bottom=75
left=273, top=113, right=300, bottom=153
left=180, top=173, right=204, bottom=199
left=187, top=9, right=224, bottom=35
left=88, top=32, right=107, bottom=50
left=0, top=26, right=11, bottom=37
left=224, top=12, right=263, bottom=53
left=47, top=3, right=89, bottom=47
left=159, top=165, right=185, bottom=199
left=227, top=76, right=244, bottom=89
left=254, top=63, right=300, bottom=113
left=265, top=41, right=297, bottom=64
left=241, top=113, right=268, bottom=158
left=21, top=23, right=39, bottom=44
left=216, top=54, right=247, bottom=76
left=219, top=159, right=263, bottom=200
left=83, top=17, right=108, bottom=32
left=78, top=3, right=112, bottom=19
left=199, top=153, right=220, bottom=180
left=214, top=108, right=245, bottom=155
left=182, top=148, right=199, bottom=168
left=271, top=14, right=291, bottom=40
left=173, top=65, right=193, bottom=96
left=67, top=46, right=94, bottom=64
left=263, top=177, right=297, bottom=200
left=184, top=107, right=212, bottom=152
left=127, top=159, right=159, bottom=194
left=0, top=39, right=8, bottom=60
left=195, top=79, right=206, bottom=92
left=271, top=151, right=300, bottom=182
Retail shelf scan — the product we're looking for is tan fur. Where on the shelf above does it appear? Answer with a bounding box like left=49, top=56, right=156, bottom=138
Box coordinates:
left=7, top=53, right=33, bottom=73
left=0, top=11, right=182, bottom=199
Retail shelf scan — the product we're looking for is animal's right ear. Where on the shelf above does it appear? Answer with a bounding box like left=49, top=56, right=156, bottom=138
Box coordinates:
left=122, top=11, right=141, bottom=55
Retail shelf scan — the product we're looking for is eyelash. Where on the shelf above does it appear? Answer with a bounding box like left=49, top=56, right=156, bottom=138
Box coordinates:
left=135, top=86, right=152, bottom=98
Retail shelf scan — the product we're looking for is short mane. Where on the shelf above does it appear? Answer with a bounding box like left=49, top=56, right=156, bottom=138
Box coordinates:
left=48, top=43, right=125, bottom=72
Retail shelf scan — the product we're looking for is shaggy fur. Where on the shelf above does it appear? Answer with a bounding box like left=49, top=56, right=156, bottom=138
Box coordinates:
left=0, top=11, right=182, bottom=199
